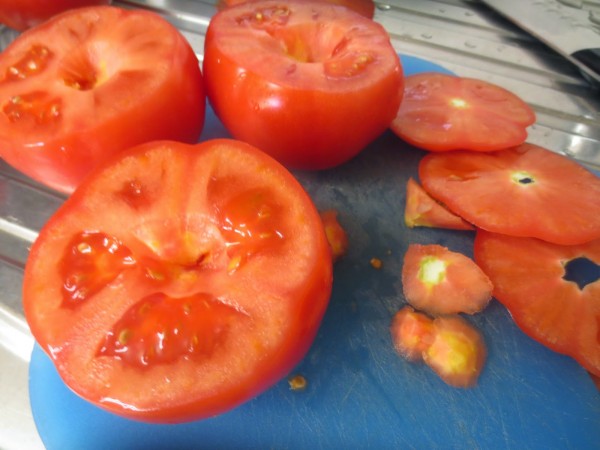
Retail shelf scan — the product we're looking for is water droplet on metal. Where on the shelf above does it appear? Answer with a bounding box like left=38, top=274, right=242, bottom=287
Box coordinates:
left=376, top=3, right=391, bottom=11
left=464, top=40, right=477, bottom=49
left=421, top=32, right=433, bottom=39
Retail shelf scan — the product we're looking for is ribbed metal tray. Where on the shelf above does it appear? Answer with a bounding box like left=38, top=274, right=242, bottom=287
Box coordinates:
left=1, top=1, right=598, bottom=449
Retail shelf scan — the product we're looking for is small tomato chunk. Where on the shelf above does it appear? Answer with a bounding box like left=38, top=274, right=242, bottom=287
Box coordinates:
left=404, top=177, right=474, bottom=231
left=320, top=209, right=349, bottom=262
left=390, top=306, right=434, bottom=361
left=424, top=316, right=487, bottom=388
left=402, top=244, right=493, bottom=315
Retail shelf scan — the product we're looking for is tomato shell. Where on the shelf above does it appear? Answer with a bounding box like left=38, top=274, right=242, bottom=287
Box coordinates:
left=404, top=177, right=474, bottom=231
left=0, top=0, right=111, bottom=30
left=419, top=144, right=600, bottom=245
left=391, top=72, right=536, bottom=152
left=0, top=6, right=205, bottom=193
left=402, top=244, right=493, bottom=315
left=474, top=230, right=600, bottom=377
left=23, top=139, right=333, bottom=422
left=203, top=0, right=403, bottom=170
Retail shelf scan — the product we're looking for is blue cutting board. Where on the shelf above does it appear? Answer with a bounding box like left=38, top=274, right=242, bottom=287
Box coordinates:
left=29, top=56, right=600, bottom=449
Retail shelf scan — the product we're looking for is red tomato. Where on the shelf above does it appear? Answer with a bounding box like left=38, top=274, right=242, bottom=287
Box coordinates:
left=401, top=244, right=493, bottom=315
left=203, top=0, right=403, bottom=170
left=0, top=6, right=205, bottom=193
left=404, top=177, right=474, bottom=231
left=391, top=72, right=536, bottom=152
left=23, top=139, right=333, bottom=422
left=0, top=0, right=110, bottom=30
left=320, top=209, right=349, bottom=262
left=424, top=315, right=487, bottom=388
left=474, top=230, right=600, bottom=377
left=390, top=306, right=434, bottom=361
left=419, top=143, right=600, bottom=245
left=216, top=0, right=376, bottom=18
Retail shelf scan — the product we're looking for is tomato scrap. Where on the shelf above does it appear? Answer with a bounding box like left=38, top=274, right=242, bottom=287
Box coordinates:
left=203, top=0, right=403, bottom=170
left=0, top=6, right=205, bottom=193
left=404, top=177, right=474, bottom=231
left=419, top=143, right=600, bottom=245
left=390, top=306, right=486, bottom=388
left=320, top=209, right=349, bottom=262
left=391, top=72, right=536, bottom=152
left=402, top=244, right=493, bottom=316
left=474, top=230, right=600, bottom=377
left=23, top=139, right=333, bottom=422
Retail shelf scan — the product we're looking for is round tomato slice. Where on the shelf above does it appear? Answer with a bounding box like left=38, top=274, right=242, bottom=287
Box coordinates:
left=419, top=143, right=600, bottom=245
left=23, top=139, right=333, bottom=423
left=0, top=0, right=110, bottom=31
left=391, top=72, right=536, bottom=152
left=216, top=0, right=376, bottom=18
left=203, top=0, right=403, bottom=170
left=474, top=230, right=600, bottom=377
left=0, top=6, right=205, bottom=193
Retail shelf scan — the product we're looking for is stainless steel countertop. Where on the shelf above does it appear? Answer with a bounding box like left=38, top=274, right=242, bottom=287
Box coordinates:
left=1, top=1, right=598, bottom=449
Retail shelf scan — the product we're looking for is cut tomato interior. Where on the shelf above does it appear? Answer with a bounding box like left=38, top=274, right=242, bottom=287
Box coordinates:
left=474, top=230, right=600, bottom=377
left=23, top=139, right=333, bottom=422
left=419, top=143, right=600, bottom=245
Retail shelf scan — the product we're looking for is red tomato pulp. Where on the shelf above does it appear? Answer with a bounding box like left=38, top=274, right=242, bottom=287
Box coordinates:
left=203, top=0, right=403, bottom=170
left=23, top=139, right=333, bottom=422
left=0, top=6, right=205, bottom=193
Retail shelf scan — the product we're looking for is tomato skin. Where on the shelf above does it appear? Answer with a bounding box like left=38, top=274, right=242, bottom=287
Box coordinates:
left=391, top=72, right=536, bottom=152
left=0, top=0, right=111, bottom=30
left=203, top=0, right=403, bottom=170
left=474, top=230, right=600, bottom=377
left=0, top=6, right=205, bottom=194
left=23, top=139, right=333, bottom=422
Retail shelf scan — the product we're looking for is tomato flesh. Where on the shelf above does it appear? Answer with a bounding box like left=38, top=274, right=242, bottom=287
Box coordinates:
left=320, top=209, right=349, bottom=262
left=474, top=230, right=600, bottom=377
left=419, top=143, right=600, bottom=245
left=0, top=6, right=205, bottom=193
left=404, top=177, right=474, bottom=230
left=390, top=306, right=434, bottom=361
left=203, top=0, right=403, bottom=170
left=391, top=72, right=535, bottom=152
left=23, top=139, right=333, bottom=422
left=217, top=0, right=376, bottom=18
left=402, top=244, right=493, bottom=315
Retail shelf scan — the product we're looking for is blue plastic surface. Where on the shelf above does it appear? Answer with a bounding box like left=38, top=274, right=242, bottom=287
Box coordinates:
left=29, top=56, right=600, bottom=449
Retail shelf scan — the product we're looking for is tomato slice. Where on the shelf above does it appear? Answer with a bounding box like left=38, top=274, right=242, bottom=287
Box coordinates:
left=424, top=315, right=487, bottom=388
left=203, top=0, right=403, bottom=170
left=23, top=139, right=333, bottom=422
left=216, top=0, right=376, bottom=18
left=404, top=177, right=474, bottom=231
left=419, top=143, right=600, bottom=245
left=390, top=306, right=435, bottom=361
left=474, top=230, right=600, bottom=377
left=401, top=244, right=493, bottom=315
left=0, top=6, right=205, bottom=193
left=391, top=72, right=536, bottom=152
left=0, top=0, right=110, bottom=30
